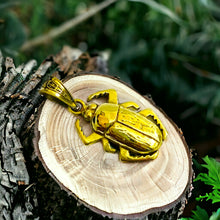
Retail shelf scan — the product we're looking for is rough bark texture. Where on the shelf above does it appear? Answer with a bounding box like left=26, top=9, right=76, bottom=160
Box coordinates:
left=0, top=46, right=193, bottom=219
left=0, top=53, right=47, bottom=219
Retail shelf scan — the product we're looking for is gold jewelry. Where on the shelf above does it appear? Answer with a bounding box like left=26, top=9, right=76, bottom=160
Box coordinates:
left=39, top=77, right=82, bottom=112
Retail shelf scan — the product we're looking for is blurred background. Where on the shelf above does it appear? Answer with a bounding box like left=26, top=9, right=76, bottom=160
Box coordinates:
left=1, top=0, right=220, bottom=218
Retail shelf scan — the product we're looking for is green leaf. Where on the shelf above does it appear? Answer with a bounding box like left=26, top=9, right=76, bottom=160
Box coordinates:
left=210, top=208, right=220, bottom=220
left=209, top=189, right=220, bottom=203
left=178, top=206, right=209, bottom=220
left=194, top=156, right=220, bottom=204
left=128, top=0, right=184, bottom=25
left=192, top=206, right=209, bottom=220
left=194, top=156, right=220, bottom=189
left=199, top=0, right=220, bottom=14
left=196, top=190, right=220, bottom=204
left=203, top=156, right=220, bottom=183
left=1, top=12, right=27, bottom=50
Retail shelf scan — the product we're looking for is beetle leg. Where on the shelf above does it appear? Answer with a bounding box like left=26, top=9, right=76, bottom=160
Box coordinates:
left=120, top=102, right=140, bottom=110
left=87, top=89, right=118, bottom=104
left=102, top=138, right=116, bottom=153
left=119, top=147, right=159, bottom=162
left=75, top=119, right=103, bottom=144
left=139, top=109, right=167, bottom=140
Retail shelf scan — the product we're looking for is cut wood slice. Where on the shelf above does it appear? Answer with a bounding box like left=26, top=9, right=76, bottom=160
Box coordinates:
left=34, top=73, right=192, bottom=219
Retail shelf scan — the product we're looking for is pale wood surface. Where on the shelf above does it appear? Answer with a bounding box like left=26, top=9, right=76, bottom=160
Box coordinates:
left=36, top=74, right=192, bottom=218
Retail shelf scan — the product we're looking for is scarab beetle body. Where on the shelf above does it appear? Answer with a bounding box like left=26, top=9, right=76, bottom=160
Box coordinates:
left=75, top=89, right=167, bottom=162
left=92, top=103, right=162, bottom=153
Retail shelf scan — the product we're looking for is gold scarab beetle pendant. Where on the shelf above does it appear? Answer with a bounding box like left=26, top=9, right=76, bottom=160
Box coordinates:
left=40, top=77, right=167, bottom=162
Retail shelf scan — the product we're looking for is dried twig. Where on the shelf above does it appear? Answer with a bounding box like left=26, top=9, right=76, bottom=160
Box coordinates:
left=20, top=0, right=117, bottom=52
left=183, top=63, right=220, bottom=83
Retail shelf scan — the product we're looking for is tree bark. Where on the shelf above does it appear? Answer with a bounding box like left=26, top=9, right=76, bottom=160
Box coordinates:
left=0, top=51, right=53, bottom=219
left=0, top=47, right=193, bottom=219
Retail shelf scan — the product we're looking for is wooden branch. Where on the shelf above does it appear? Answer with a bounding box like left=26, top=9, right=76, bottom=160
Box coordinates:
left=20, top=0, right=117, bottom=51
left=35, top=73, right=193, bottom=219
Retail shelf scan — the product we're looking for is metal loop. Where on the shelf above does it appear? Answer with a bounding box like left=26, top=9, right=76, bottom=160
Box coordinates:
left=68, top=99, right=86, bottom=115
left=39, top=77, right=86, bottom=115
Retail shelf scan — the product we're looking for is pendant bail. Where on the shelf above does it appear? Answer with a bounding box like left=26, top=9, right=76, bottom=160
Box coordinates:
left=39, top=77, right=84, bottom=114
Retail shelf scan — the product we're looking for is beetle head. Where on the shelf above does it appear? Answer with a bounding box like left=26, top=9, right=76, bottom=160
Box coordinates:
left=83, top=103, right=98, bottom=121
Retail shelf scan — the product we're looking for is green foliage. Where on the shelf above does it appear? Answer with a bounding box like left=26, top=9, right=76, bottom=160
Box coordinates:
left=195, top=156, right=220, bottom=204
left=210, top=208, right=220, bottom=220
left=180, top=206, right=220, bottom=220
left=180, top=206, right=209, bottom=220
left=20, top=0, right=47, bottom=37
left=180, top=157, right=220, bottom=220
left=129, top=0, right=184, bottom=25
left=0, top=1, right=27, bottom=55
